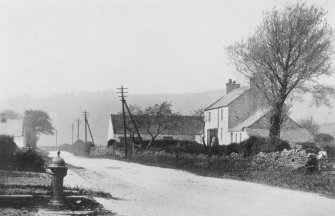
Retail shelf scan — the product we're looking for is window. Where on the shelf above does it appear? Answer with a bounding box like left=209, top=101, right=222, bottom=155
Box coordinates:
left=208, top=112, right=211, bottom=122
left=230, top=133, right=233, bottom=143
left=221, top=109, right=223, bottom=121
left=240, top=133, right=242, bottom=143
left=235, top=133, right=237, bottom=143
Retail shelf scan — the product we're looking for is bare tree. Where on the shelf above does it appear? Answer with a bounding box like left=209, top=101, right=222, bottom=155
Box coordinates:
left=227, top=3, right=335, bottom=140
left=142, top=102, right=181, bottom=149
left=192, top=108, right=207, bottom=145
left=298, top=116, right=319, bottom=138
left=192, top=108, right=206, bottom=125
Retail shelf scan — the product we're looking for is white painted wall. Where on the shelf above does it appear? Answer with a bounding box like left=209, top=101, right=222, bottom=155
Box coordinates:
left=228, top=131, right=249, bottom=143
left=204, top=107, right=229, bottom=145
left=14, top=136, right=25, bottom=148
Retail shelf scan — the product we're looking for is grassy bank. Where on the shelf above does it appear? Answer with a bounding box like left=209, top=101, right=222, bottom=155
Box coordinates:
left=90, top=147, right=335, bottom=198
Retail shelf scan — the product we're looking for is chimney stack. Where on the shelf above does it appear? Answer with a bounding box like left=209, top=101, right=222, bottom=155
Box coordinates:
left=226, top=79, right=240, bottom=94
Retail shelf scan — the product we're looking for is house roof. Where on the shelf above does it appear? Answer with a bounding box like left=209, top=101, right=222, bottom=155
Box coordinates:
left=0, top=119, right=23, bottom=137
left=244, top=128, right=314, bottom=143
left=204, top=87, right=249, bottom=111
left=229, top=109, right=269, bottom=132
left=110, top=115, right=203, bottom=135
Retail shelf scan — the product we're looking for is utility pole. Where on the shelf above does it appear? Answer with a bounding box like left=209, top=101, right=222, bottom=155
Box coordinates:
left=71, top=123, right=74, bottom=144
left=76, top=118, right=81, bottom=141
left=86, top=120, right=95, bottom=145
left=55, top=129, right=58, bottom=151
left=117, top=86, right=128, bottom=158
left=82, top=111, right=89, bottom=144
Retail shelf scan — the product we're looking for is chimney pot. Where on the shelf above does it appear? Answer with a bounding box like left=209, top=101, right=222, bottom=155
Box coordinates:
left=226, top=79, right=240, bottom=94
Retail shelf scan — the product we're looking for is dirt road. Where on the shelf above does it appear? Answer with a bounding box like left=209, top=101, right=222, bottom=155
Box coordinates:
left=53, top=151, right=335, bottom=216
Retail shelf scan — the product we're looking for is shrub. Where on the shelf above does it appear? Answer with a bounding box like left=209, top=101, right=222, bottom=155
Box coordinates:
left=14, top=148, right=47, bottom=172
left=164, top=141, right=208, bottom=155
left=72, top=140, right=95, bottom=155
left=107, top=139, right=116, bottom=148
left=240, top=136, right=267, bottom=156
left=323, top=145, right=335, bottom=158
left=315, top=133, right=334, bottom=145
left=226, top=143, right=241, bottom=155
left=0, top=135, right=18, bottom=166
left=211, top=145, right=227, bottom=156
left=298, top=142, right=320, bottom=154
left=59, top=143, right=72, bottom=152
left=271, top=137, right=291, bottom=152
left=240, top=136, right=290, bottom=156
left=305, top=154, right=319, bottom=173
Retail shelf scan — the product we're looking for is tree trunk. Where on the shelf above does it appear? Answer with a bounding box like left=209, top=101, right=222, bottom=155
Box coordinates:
left=269, top=102, right=284, bottom=143
left=146, top=137, right=155, bottom=150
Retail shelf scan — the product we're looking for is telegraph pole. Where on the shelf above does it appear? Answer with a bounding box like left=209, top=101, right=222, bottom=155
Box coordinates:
left=71, top=123, right=74, bottom=144
left=76, top=118, right=80, bottom=141
left=117, top=86, right=128, bottom=157
left=82, top=111, right=89, bottom=144
left=55, top=129, right=58, bottom=151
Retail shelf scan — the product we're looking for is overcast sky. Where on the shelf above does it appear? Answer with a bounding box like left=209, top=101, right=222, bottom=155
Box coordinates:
left=0, top=0, right=334, bottom=100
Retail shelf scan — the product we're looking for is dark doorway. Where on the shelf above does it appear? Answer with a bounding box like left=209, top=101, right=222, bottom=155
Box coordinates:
left=207, top=129, right=218, bottom=146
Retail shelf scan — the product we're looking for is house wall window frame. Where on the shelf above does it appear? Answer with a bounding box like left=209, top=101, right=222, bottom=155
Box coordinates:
left=221, top=128, right=223, bottom=141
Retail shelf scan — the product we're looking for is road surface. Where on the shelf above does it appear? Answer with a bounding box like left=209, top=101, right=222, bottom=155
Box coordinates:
left=51, top=151, right=335, bottom=216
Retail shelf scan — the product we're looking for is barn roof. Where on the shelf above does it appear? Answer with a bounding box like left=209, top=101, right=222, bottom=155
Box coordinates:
left=0, top=119, right=24, bottom=137
left=244, top=128, right=314, bottom=144
left=204, top=87, right=249, bottom=111
left=229, top=109, right=269, bottom=132
left=111, top=115, right=203, bottom=135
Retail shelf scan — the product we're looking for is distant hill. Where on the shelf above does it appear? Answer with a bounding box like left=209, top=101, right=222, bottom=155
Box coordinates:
left=2, top=88, right=334, bottom=146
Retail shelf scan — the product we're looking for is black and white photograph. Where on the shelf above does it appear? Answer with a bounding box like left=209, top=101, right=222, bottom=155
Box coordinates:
left=1, top=0, right=335, bottom=215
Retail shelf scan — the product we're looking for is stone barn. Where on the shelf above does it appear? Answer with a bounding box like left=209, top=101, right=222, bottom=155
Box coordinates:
left=108, top=114, right=204, bottom=144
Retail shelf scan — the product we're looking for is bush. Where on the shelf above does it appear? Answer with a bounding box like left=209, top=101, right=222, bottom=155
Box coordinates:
left=72, top=140, right=95, bottom=155
left=271, top=137, right=291, bottom=152
left=211, top=145, right=227, bottom=156
left=315, top=133, right=334, bottom=145
left=107, top=139, right=116, bottom=148
left=240, top=136, right=267, bottom=156
left=14, top=148, right=48, bottom=172
left=323, top=145, right=335, bottom=158
left=164, top=141, right=208, bottom=155
left=226, top=143, right=241, bottom=155
left=59, top=143, right=72, bottom=152
left=298, top=142, right=320, bottom=154
left=240, top=136, right=290, bottom=156
left=0, top=135, right=18, bottom=166
left=305, top=154, right=319, bottom=173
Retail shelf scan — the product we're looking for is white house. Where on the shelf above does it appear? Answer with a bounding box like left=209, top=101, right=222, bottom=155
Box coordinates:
left=0, top=115, right=26, bottom=148
left=204, top=79, right=313, bottom=146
